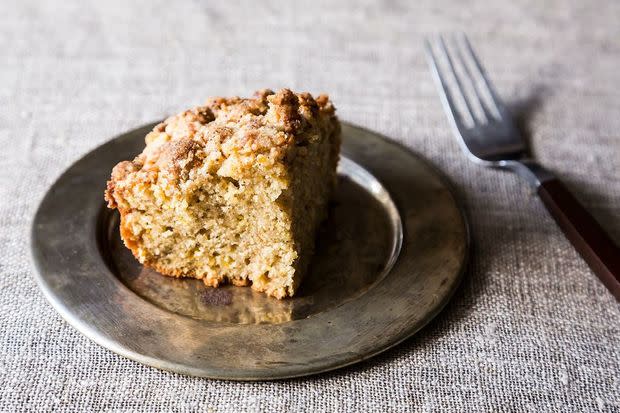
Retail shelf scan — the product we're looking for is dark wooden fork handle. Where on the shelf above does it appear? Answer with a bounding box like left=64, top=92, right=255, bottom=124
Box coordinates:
left=538, top=178, right=620, bottom=300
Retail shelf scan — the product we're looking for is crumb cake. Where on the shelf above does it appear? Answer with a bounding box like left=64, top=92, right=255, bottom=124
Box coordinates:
left=105, top=89, right=341, bottom=298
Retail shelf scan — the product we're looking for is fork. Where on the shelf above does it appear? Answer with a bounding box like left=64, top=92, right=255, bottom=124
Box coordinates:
left=425, top=34, right=620, bottom=300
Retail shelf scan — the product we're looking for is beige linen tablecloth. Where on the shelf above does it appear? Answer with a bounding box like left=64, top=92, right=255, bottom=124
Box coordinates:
left=1, top=1, right=619, bottom=411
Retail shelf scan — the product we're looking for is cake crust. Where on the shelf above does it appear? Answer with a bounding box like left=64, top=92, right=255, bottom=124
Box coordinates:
left=105, top=89, right=340, bottom=298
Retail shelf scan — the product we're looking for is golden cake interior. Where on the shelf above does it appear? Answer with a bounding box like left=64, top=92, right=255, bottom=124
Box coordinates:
left=105, top=89, right=340, bottom=298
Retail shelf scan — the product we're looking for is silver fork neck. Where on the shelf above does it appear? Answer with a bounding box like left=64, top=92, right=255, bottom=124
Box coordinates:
left=498, top=159, right=556, bottom=189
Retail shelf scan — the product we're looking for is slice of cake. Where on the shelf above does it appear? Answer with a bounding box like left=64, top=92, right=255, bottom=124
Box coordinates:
left=105, top=89, right=341, bottom=298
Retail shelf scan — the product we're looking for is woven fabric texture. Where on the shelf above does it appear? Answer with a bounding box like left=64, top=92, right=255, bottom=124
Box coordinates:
left=1, top=1, right=619, bottom=411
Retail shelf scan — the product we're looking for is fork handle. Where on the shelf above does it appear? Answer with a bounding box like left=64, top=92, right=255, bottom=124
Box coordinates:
left=537, top=178, right=620, bottom=300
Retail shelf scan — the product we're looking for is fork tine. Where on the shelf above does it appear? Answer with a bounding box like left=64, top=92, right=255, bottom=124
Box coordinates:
left=436, top=35, right=476, bottom=125
left=450, top=34, right=496, bottom=122
left=424, top=38, right=465, bottom=129
left=460, top=34, right=507, bottom=117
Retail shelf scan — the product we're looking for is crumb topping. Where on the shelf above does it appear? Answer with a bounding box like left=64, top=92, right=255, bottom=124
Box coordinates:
left=105, top=89, right=339, bottom=208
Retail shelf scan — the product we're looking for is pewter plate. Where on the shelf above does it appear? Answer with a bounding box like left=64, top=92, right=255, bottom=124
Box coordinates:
left=31, top=122, right=469, bottom=380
